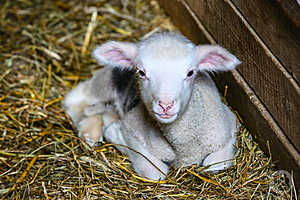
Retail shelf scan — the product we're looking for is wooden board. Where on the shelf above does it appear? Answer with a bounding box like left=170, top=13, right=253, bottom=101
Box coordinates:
left=231, top=0, right=300, bottom=84
left=276, top=0, right=300, bottom=28
left=158, top=0, right=300, bottom=188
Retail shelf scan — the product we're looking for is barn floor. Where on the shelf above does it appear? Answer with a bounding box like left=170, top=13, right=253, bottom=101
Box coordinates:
left=0, top=0, right=297, bottom=199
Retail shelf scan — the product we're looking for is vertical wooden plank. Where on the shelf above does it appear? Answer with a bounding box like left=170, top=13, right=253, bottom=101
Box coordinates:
left=230, top=0, right=300, bottom=84
left=275, top=0, right=300, bottom=28
left=157, top=0, right=207, bottom=44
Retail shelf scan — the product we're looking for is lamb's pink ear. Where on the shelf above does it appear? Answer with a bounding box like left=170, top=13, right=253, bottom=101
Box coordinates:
left=196, top=45, right=241, bottom=72
left=92, top=41, right=137, bottom=69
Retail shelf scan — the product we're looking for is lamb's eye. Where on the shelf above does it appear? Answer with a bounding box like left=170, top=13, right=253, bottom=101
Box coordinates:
left=186, top=70, right=194, bottom=78
left=137, top=69, right=146, bottom=79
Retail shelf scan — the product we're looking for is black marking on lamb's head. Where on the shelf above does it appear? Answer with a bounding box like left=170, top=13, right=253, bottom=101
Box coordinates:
left=111, top=67, right=140, bottom=113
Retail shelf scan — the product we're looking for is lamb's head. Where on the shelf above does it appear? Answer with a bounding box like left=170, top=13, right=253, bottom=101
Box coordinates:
left=92, top=32, right=240, bottom=124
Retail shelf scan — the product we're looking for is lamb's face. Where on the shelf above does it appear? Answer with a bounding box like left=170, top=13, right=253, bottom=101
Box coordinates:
left=92, top=32, right=241, bottom=124
left=136, top=36, right=197, bottom=124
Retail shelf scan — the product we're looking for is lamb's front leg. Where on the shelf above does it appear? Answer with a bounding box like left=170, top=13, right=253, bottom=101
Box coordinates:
left=202, top=135, right=236, bottom=172
left=131, top=151, right=169, bottom=180
left=102, top=113, right=169, bottom=180
left=148, top=131, right=176, bottom=165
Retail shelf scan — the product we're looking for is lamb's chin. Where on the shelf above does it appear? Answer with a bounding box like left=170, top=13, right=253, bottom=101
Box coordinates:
left=154, top=113, right=178, bottom=124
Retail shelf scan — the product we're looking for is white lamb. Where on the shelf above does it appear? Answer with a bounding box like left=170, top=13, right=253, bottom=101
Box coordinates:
left=91, top=32, right=241, bottom=171
left=64, top=31, right=241, bottom=179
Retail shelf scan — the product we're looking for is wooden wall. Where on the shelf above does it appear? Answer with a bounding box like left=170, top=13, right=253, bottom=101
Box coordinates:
left=158, top=0, right=300, bottom=187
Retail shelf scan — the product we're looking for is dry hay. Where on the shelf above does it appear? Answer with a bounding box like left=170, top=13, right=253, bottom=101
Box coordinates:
left=0, top=0, right=298, bottom=199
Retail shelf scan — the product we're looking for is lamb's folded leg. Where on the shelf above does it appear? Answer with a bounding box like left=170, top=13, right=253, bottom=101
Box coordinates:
left=102, top=113, right=168, bottom=180
left=148, top=130, right=176, bottom=165
left=131, top=151, right=169, bottom=180
left=202, top=135, right=236, bottom=172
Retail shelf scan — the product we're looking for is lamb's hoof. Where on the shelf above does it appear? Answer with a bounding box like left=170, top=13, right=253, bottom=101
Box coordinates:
left=202, top=157, right=233, bottom=172
left=161, top=151, right=176, bottom=165
left=78, top=115, right=103, bottom=147
left=134, top=160, right=169, bottom=181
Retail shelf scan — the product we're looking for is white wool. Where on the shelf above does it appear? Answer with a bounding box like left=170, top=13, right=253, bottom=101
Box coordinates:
left=64, top=31, right=241, bottom=179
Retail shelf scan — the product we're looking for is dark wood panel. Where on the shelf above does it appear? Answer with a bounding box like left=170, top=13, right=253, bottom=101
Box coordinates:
left=231, top=0, right=300, bottom=85
left=157, top=0, right=300, bottom=188
left=157, top=0, right=207, bottom=44
left=185, top=0, right=300, bottom=153
left=275, top=0, right=300, bottom=28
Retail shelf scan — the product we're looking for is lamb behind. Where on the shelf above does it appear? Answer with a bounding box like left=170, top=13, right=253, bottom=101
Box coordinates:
left=92, top=31, right=241, bottom=171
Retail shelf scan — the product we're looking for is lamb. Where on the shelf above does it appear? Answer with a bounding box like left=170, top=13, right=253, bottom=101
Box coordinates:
left=90, top=31, right=241, bottom=171
left=64, top=66, right=175, bottom=180
left=64, top=31, right=241, bottom=179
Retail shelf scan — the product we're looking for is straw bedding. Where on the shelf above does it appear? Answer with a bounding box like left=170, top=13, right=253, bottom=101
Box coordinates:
left=0, top=0, right=297, bottom=199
